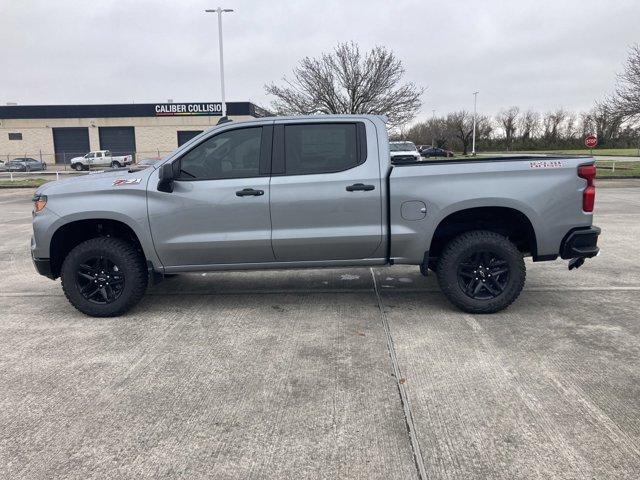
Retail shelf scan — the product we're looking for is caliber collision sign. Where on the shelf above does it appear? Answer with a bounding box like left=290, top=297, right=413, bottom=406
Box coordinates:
left=154, top=103, right=222, bottom=116
left=585, top=134, right=598, bottom=149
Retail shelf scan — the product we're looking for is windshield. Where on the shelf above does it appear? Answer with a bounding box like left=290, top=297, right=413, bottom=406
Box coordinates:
left=390, top=142, right=416, bottom=152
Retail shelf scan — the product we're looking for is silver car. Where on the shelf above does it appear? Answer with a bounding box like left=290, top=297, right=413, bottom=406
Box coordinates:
left=7, top=157, right=47, bottom=172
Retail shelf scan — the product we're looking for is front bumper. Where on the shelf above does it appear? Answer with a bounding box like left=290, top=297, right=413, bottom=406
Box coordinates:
left=560, top=226, right=601, bottom=260
left=32, top=254, right=55, bottom=279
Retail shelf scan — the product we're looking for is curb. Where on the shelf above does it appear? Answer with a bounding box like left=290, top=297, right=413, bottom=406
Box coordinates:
left=598, top=176, right=640, bottom=180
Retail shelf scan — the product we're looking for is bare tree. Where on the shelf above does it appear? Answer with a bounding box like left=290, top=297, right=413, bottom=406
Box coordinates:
left=563, top=111, right=578, bottom=141
left=446, top=111, right=490, bottom=155
left=446, top=111, right=472, bottom=154
left=265, top=42, right=424, bottom=127
left=608, top=44, right=640, bottom=122
left=497, top=106, right=519, bottom=150
left=542, top=108, right=567, bottom=143
left=405, top=117, right=449, bottom=148
left=518, top=110, right=540, bottom=142
left=583, top=103, right=624, bottom=144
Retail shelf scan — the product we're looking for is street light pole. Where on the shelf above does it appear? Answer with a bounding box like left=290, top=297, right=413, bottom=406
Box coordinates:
left=431, top=109, right=436, bottom=147
left=205, top=7, right=234, bottom=118
left=471, top=91, right=479, bottom=156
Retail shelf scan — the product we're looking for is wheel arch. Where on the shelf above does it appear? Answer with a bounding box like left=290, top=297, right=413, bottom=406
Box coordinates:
left=48, top=217, right=149, bottom=279
left=428, top=205, right=539, bottom=261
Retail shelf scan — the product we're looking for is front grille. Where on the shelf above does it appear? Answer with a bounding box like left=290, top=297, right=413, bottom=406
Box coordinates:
left=391, top=155, right=417, bottom=163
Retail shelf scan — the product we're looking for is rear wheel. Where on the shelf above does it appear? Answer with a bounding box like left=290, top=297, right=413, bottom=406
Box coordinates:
left=436, top=230, right=525, bottom=313
left=111, top=161, right=121, bottom=168
left=61, top=237, right=148, bottom=317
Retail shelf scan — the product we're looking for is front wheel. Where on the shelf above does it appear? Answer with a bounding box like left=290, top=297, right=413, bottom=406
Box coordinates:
left=436, top=230, right=525, bottom=314
left=73, top=163, right=84, bottom=171
left=61, top=237, right=148, bottom=317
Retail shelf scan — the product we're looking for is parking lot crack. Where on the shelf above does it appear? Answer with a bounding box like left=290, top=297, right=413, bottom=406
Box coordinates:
left=370, top=268, right=428, bottom=480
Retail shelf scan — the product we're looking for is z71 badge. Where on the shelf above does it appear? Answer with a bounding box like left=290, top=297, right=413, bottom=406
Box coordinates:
left=113, top=178, right=141, bottom=186
left=529, top=160, right=564, bottom=169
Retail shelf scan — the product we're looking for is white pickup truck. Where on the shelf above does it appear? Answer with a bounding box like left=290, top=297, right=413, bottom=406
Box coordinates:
left=70, top=150, right=133, bottom=171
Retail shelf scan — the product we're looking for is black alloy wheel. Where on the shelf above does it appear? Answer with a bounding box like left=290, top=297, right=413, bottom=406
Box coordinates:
left=75, top=256, right=125, bottom=304
left=61, top=237, right=148, bottom=316
left=436, top=230, right=526, bottom=314
left=457, top=251, right=510, bottom=300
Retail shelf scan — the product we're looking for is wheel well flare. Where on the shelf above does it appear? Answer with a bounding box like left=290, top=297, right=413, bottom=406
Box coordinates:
left=49, top=219, right=144, bottom=278
left=429, top=207, right=537, bottom=260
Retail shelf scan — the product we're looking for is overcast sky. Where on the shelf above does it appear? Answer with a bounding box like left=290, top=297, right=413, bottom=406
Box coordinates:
left=1, top=0, right=638, bottom=123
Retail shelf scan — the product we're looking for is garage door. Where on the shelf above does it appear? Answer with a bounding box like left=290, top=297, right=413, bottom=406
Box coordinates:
left=177, top=130, right=204, bottom=147
left=52, top=127, right=90, bottom=164
left=99, top=127, right=136, bottom=157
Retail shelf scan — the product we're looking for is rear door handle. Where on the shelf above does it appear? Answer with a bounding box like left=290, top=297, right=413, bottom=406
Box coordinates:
left=236, top=188, right=264, bottom=197
left=346, top=183, right=375, bottom=192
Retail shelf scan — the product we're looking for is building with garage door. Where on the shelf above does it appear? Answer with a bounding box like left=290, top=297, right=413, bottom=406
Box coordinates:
left=0, top=102, right=268, bottom=164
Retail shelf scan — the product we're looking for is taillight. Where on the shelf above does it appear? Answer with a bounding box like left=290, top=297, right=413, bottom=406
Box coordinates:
left=578, top=164, right=596, bottom=212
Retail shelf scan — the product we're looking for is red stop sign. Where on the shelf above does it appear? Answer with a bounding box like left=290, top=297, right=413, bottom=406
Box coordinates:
left=585, top=134, right=598, bottom=148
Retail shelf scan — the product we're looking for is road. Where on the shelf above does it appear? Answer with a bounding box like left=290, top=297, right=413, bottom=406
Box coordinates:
left=0, top=181, right=639, bottom=479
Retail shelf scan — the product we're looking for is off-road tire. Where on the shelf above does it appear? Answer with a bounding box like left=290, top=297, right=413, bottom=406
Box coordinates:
left=61, top=237, right=148, bottom=317
left=436, top=230, right=526, bottom=314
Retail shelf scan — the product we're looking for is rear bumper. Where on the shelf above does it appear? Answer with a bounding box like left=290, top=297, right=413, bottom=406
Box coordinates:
left=560, top=226, right=601, bottom=259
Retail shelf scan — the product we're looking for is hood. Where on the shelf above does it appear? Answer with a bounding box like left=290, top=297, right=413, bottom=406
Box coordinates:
left=35, top=167, right=152, bottom=197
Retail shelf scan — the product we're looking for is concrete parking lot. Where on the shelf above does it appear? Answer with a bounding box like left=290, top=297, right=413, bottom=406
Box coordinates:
left=0, top=181, right=639, bottom=479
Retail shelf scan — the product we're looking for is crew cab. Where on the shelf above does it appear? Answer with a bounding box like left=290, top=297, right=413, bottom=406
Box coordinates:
left=69, top=150, right=133, bottom=171
left=31, top=115, right=600, bottom=317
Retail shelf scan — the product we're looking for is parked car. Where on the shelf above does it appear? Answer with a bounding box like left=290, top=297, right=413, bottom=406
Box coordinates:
left=389, top=141, right=421, bottom=163
left=419, top=145, right=454, bottom=158
left=6, top=158, right=47, bottom=171
left=69, top=150, right=133, bottom=171
left=31, top=115, right=600, bottom=317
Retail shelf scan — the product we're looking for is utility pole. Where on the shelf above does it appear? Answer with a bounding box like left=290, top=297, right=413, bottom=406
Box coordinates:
left=471, top=91, right=479, bottom=156
left=205, top=7, right=234, bottom=118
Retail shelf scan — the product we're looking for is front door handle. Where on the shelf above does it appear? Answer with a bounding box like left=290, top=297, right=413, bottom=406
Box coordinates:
left=346, top=183, right=375, bottom=192
left=236, top=188, right=264, bottom=197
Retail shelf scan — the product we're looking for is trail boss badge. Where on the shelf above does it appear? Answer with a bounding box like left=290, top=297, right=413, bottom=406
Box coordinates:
left=529, top=160, right=564, bottom=169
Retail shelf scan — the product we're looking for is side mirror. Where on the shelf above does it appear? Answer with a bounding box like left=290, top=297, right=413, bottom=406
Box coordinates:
left=157, top=163, right=175, bottom=193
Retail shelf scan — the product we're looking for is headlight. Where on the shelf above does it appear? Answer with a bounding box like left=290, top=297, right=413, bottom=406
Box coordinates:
left=33, top=194, right=47, bottom=213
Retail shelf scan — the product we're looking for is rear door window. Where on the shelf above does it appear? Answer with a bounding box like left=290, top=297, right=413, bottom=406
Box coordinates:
left=283, top=123, right=361, bottom=175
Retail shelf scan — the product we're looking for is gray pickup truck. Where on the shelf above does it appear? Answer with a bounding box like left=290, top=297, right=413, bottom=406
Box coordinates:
left=31, top=115, right=600, bottom=317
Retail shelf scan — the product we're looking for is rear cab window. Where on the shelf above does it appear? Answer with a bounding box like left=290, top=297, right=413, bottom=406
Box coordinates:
left=273, top=122, right=367, bottom=176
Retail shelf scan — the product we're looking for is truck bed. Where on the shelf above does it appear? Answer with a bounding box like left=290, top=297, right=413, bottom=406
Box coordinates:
left=387, top=155, right=595, bottom=264
left=392, top=154, right=590, bottom=166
